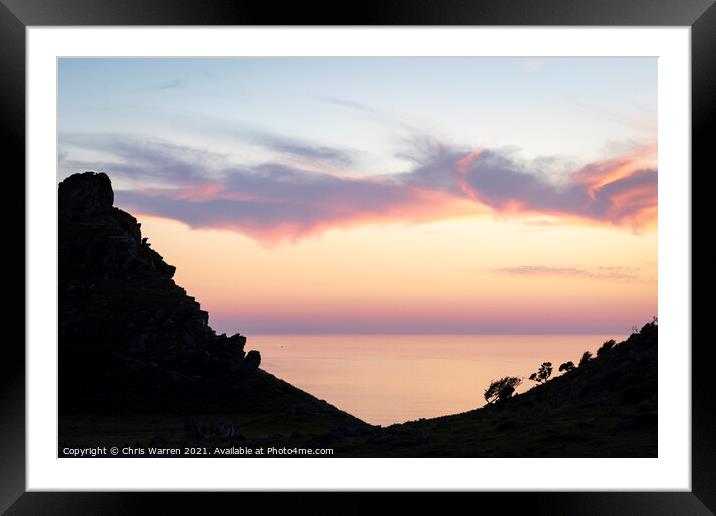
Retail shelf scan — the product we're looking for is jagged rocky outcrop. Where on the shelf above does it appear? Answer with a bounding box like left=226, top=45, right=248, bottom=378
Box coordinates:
left=60, top=172, right=256, bottom=385
left=58, top=172, right=362, bottom=423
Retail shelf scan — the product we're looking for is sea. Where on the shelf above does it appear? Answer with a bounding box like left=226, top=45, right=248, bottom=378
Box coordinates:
left=253, top=334, right=622, bottom=426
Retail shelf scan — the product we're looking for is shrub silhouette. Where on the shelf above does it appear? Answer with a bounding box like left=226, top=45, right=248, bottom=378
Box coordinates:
left=597, top=339, right=616, bottom=356
left=640, top=316, right=658, bottom=334
left=559, top=361, right=576, bottom=373
left=528, top=362, right=553, bottom=383
left=578, top=351, right=593, bottom=367
left=484, top=376, right=522, bottom=404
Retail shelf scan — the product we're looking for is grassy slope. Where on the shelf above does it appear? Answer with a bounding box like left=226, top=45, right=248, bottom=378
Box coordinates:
left=59, top=370, right=368, bottom=451
left=59, top=374, right=364, bottom=452
left=329, top=324, right=658, bottom=457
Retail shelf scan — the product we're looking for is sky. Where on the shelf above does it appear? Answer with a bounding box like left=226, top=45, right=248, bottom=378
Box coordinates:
left=58, top=57, right=657, bottom=335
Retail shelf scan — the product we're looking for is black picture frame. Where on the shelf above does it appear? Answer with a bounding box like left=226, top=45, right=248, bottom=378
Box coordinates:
left=1, top=0, right=712, bottom=513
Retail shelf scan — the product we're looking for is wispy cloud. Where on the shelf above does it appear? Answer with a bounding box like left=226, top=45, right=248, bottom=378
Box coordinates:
left=565, top=96, right=657, bottom=134
left=239, top=129, right=355, bottom=167
left=59, top=134, right=226, bottom=185
left=495, top=265, right=640, bottom=281
left=321, top=96, right=381, bottom=116
left=155, top=78, right=188, bottom=91
left=319, top=96, right=423, bottom=135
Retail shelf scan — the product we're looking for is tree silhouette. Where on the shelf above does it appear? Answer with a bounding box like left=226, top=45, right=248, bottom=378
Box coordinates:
left=528, top=362, right=553, bottom=383
left=578, top=351, right=593, bottom=367
left=484, top=376, right=522, bottom=404
left=559, top=361, right=576, bottom=373
left=597, top=339, right=616, bottom=356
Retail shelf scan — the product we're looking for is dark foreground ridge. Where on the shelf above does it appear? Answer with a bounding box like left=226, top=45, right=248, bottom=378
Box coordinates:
left=59, top=172, right=367, bottom=451
left=58, top=172, right=656, bottom=457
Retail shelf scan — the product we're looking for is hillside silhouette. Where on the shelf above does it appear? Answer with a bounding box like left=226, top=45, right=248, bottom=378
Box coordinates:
left=329, top=322, right=657, bottom=457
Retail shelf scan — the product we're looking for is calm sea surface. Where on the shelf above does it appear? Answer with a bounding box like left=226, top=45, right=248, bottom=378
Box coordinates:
left=253, top=334, right=622, bottom=426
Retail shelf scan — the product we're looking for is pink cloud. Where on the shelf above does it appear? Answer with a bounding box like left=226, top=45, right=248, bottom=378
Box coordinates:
left=63, top=136, right=657, bottom=242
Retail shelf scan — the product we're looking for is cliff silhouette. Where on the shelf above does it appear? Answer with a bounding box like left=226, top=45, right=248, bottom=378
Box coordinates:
left=59, top=172, right=365, bottom=441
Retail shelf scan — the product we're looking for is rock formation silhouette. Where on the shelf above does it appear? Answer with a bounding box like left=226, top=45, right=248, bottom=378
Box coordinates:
left=58, top=172, right=358, bottom=422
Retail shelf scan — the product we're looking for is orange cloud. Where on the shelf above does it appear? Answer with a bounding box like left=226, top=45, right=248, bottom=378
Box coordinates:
left=451, top=144, right=657, bottom=230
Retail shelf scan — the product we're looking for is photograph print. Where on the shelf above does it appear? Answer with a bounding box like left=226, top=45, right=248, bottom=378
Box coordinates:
left=57, top=57, right=657, bottom=458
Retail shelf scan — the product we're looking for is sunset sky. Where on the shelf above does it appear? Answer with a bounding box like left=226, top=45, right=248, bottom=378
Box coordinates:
left=58, top=57, right=657, bottom=334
